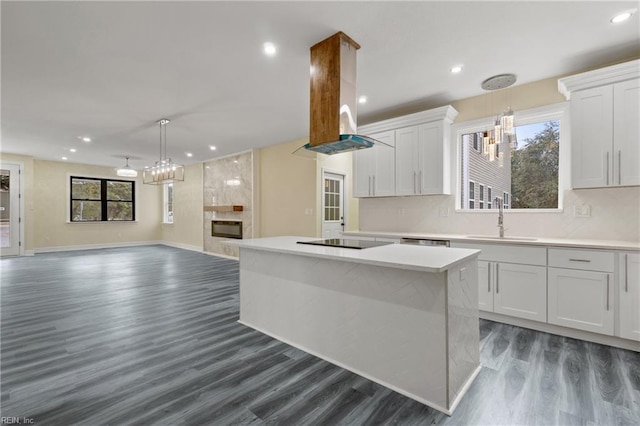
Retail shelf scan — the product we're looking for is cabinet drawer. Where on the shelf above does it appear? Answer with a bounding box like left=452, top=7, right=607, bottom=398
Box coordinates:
left=548, top=248, right=614, bottom=272
left=450, top=242, right=546, bottom=266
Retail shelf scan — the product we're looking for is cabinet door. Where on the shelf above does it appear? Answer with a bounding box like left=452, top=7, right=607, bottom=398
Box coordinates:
left=372, top=131, right=396, bottom=197
left=395, top=126, right=419, bottom=196
left=493, top=263, right=547, bottom=322
left=353, top=147, right=374, bottom=197
left=418, top=122, right=447, bottom=195
left=571, top=86, right=614, bottom=188
left=548, top=268, right=614, bottom=335
left=620, top=253, right=640, bottom=341
left=613, top=79, right=640, bottom=186
left=477, top=261, right=493, bottom=312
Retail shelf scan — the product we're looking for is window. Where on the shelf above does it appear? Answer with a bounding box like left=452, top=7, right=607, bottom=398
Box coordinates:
left=487, top=187, right=493, bottom=209
left=458, top=103, right=565, bottom=210
left=70, top=177, right=135, bottom=221
left=164, top=183, right=173, bottom=223
left=468, top=181, right=475, bottom=209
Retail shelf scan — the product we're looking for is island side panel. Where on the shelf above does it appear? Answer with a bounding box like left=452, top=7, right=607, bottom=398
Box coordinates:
left=446, top=259, right=480, bottom=407
left=238, top=248, right=449, bottom=410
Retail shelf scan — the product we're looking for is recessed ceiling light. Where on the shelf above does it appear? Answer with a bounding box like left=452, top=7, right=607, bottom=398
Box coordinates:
left=61, top=156, right=68, bottom=160
left=69, top=148, right=77, bottom=153
left=611, top=11, right=633, bottom=23
left=209, top=145, right=217, bottom=151
left=263, top=42, right=277, bottom=56
left=358, top=95, right=368, bottom=104
left=450, top=65, right=463, bottom=74
left=78, top=136, right=91, bottom=142
left=186, top=152, right=193, bottom=157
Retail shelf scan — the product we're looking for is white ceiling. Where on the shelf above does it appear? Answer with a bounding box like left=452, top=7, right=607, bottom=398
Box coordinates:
left=2, top=1, right=639, bottom=170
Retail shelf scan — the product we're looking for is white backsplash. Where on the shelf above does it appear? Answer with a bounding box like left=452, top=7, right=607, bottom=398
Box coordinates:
left=203, top=151, right=254, bottom=257
left=359, top=187, right=640, bottom=242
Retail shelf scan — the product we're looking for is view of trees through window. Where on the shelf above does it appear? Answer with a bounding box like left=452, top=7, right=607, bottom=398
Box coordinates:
left=461, top=119, right=559, bottom=210
left=71, top=177, right=134, bottom=221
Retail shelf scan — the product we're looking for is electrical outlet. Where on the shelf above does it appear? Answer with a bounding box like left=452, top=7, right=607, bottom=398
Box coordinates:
left=439, top=207, right=449, bottom=217
left=304, top=208, right=313, bottom=216
left=574, top=204, right=591, bottom=217
left=398, top=208, right=406, bottom=217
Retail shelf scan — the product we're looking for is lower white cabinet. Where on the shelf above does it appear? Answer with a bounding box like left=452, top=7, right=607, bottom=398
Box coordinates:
left=619, top=253, right=640, bottom=341
left=477, top=261, right=547, bottom=322
left=548, top=268, right=614, bottom=335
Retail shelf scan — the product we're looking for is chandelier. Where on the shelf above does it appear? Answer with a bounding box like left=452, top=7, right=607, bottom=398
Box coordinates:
left=143, top=119, right=185, bottom=185
left=116, top=156, right=138, bottom=178
left=481, top=74, right=518, bottom=166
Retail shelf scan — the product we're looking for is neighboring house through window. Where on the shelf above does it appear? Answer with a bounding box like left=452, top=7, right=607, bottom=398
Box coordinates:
left=164, top=183, right=173, bottom=223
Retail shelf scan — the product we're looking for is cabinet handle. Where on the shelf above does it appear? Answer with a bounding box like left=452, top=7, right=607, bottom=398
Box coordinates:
left=569, top=258, right=591, bottom=263
left=618, top=150, right=622, bottom=185
left=625, top=254, right=629, bottom=293
left=488, top=262, right=491, bottom=293
left=606, top=152, right=610, bottom=185
left=413, top=171, right=416, bottom=194
left=373, top=175, right=376, bottom=196
left=606, top=274, right=610, bottom=311
left=368, top=176, right=372, bottom=196
left=496, top=263, right=500, bottom=294
left=419, top=170, right=423, bottom=194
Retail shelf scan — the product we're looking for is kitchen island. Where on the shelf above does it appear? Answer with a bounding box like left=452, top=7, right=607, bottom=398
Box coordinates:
left=225, top=236, right=481, bottom=415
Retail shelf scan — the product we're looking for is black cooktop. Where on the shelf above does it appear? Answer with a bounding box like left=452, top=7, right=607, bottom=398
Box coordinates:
left=297, top=238, right=391, bottom=250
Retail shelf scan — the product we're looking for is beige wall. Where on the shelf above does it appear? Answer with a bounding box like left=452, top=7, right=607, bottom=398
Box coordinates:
left=33, top=159, right=162, bottom=251
left=360, top=69, right=640, bottom=242
left=0, top=153, right=35, bottom=253
left=161, top=163, right=204, bottom=251
left=258, top=139, right=318, bottom=237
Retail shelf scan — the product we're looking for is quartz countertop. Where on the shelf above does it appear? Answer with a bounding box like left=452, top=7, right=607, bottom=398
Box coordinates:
left=342, top=231, right=640, bottom=251
left=224, top=236, right=480, bottom=273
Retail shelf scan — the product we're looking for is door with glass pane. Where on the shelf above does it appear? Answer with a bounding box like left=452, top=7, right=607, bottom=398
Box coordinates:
left=322, top=172, right=345, bottom=239
left=0, top=164, right=21, bottom=256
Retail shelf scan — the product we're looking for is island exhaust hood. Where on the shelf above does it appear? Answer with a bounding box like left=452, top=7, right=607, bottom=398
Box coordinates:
left=295, top=32, right=389, bottom=156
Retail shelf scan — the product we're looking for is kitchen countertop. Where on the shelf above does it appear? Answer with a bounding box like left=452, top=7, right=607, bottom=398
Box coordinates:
left=342, top=231, right=640, bottom=251
left=224, top=236, right=480, bottom=273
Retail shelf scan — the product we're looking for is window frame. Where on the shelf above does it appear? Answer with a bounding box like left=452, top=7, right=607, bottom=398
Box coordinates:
left=452, top=102, right=569, bottom=213
left=163, top=183, right=174, bottom=224
left=69, top=176, right=136, bottom=222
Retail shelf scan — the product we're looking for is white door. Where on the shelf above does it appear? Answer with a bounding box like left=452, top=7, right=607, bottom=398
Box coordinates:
left=493, top=263, right=547, bottom=323
left=613, top=79, right=640, bottom=186
left=620, top=253, right=640, bottom=341
left=321, top=172, right=345, bottom=239
left=0, top=164, right=21, bottom=256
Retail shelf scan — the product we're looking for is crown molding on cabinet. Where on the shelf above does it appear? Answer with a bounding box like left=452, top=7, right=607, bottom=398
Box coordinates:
left=358, top=105, right=458, bottom=135
left=558, top=59, right=640, bottom=100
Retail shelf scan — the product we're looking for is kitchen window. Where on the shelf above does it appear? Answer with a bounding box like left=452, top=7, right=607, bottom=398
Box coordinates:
left=457, top=103, right=567, bottom=211
left=70, top=176, right=135, bottom=222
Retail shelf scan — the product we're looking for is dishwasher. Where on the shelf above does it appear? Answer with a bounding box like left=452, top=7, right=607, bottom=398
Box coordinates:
left=400, top=238, right=450, bottom=247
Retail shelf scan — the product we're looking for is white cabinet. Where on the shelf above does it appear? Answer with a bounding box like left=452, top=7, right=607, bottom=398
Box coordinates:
left=558, top=60, right=640, bottom=188
left=354, top=105, right=457, bottom=198
left=619, top=252, right=640, bottom=341
left=547, top=248, right=615, bottom=335
left=451, top=242, right=547, bottom=322
left=395, top=122, right=450, bottom=196
left=353, top=130, right=395, bottom=197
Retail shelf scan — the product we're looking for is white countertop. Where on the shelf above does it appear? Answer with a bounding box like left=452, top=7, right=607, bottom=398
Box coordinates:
left=342, top=231, right=640, bottom=251
left=225, top=236, right=480, bottom=273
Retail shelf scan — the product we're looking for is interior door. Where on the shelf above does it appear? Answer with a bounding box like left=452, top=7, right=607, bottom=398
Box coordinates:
left=322, top=172, right=345, bottom=239
left=0, top=164, right=21, bottom=256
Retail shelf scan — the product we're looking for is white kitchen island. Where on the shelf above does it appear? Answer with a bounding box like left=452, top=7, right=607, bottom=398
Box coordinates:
left=225, top=236, right=481, bottom=415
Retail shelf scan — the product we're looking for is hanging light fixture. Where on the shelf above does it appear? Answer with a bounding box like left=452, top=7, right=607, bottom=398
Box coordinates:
left=143, top=119, right=185, bottom=185
left=116, top=156, right=138, bottom=177
left=481, top=73, right=517, bottom=164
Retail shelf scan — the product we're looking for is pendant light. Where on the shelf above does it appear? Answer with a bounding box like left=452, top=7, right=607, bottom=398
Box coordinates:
left=116, top=156, right=138, bottom=177
left=143, top=119, right=185, bottom=185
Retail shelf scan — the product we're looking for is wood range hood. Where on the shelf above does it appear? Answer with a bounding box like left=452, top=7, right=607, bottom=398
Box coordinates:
left=297, top=31, right=389, bottom=156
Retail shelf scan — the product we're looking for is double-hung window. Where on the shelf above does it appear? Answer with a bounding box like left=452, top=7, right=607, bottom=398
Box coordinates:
left=70, top=176, right=135, bottom=221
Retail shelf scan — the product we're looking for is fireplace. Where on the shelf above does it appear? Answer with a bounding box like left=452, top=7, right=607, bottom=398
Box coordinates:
left=211, top=220, right=243, bottom=239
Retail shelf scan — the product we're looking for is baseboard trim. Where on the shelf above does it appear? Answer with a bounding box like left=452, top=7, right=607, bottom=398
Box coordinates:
left=34, top=241, right=163, bottom=254
left=203, top=251, right=239, bottom=261
left=481, top=311, right=640, bottom=352
left=161, top=241, right=203, bottom=253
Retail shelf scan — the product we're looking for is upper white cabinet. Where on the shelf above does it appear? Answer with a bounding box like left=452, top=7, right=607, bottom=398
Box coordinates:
left=354, top=105, right=457, bottom=198
left=353, top=130, right=395, bottom=197
left=619, top=252, right=640, bottom=342
left=558, top=59, right=640, bottom=189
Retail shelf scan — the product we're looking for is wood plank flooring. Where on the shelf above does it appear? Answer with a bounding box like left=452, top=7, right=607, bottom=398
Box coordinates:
left=1, top=245, right=639, bottom=425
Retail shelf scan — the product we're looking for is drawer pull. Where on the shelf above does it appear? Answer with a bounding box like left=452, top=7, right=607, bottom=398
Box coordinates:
left=569, top=258, right=591, bottom=263
left=496, top=263, right=500, bottom=294
left=488, top=262, right=491, bottom=293
left=606, top=274, right=610, bottom=311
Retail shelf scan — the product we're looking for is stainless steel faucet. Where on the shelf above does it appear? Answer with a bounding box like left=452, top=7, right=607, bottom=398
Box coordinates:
left=495, top=197, right=504, bottom=238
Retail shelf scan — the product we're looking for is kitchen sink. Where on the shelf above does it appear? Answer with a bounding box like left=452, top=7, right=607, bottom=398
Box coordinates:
left=466, top=235, right=538, bottom=242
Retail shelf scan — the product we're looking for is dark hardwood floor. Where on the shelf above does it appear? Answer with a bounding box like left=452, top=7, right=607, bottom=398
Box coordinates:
left=1, top=245, right=639, bottom=425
